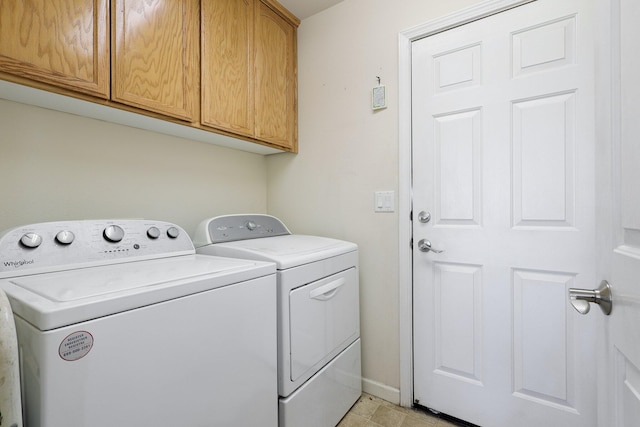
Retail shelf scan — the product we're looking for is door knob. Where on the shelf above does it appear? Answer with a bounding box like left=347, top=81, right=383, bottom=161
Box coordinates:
left=568, top=280, right=612, bottom=315
left=417, top=239, right=444, bottom=254
left=418, top=211, right=431, bottom=223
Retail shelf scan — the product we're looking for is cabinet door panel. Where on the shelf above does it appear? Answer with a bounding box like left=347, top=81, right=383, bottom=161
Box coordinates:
left=201, top=0, right=254, bottom=137
left=0, top=0, right=109, bottom=98
left=112, top=0, right=198, bottom=121
left=255, top=2, right=297, bottom=150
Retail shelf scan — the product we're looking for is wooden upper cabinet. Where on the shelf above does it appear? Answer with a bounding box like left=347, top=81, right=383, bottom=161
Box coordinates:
left=255, top=1, right=297, bottom=150
left=202, top=0, right=298, bottom=151
left=0, top=0, right=298, bottom=152
left=112, top=0, right=199, bottom=121
left=0, top=0, right=109, bottom=98
left=201, top=0, right=254, bottom=137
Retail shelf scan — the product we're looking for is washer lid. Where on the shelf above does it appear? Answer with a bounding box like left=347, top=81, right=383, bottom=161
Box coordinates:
left=198, top=235, right=358, bottom=270
left=0, top=254, right=275, bottom=331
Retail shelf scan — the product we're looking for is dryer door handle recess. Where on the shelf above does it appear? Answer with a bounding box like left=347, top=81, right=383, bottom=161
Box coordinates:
left=310, top=278, right=346, bottom=301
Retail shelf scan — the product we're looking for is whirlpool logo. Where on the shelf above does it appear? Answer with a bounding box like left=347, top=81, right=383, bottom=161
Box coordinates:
left=3, top=259, right=35, bottom=268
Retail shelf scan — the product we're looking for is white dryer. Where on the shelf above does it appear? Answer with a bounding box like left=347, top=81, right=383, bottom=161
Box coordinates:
left=194, top=214, right=361, bottom=427
left=0, top=219, right=278, bottom=427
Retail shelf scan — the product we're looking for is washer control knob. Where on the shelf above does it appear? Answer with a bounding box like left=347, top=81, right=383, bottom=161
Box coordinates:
left=246, top=221, right=257, bottom=231
left=147, top=227, right=161, bottom=239
left=167, top=227, right=180, bottom=239
left=20, top=233, right=42, bottom=249
left=103, top=225, right=125, bottom=243
left=55, top=230, right=75, bottom=245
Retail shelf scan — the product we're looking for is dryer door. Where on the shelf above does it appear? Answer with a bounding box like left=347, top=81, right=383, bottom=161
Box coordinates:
left=289, top=267, right=359, bottom=381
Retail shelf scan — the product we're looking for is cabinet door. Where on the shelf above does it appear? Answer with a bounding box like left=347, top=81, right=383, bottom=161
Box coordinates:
left=112, top=0, right=198, bottom=121
left=0, top=0, right=109, bottom=98
left=201, top=0, right=254, bottom=137
left=255, top=1, right=297, bottom=150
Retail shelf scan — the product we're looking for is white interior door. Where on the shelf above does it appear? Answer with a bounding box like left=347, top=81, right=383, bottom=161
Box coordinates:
left=411, top=1, right=598, bottom=426
left=605, top=0, right=640, bottom=424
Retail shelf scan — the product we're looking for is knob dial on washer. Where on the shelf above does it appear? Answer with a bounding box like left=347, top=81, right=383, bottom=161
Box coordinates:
left=147, top=227, right=161, bottom=239
left=103, top=225, right=125, bottom=243
left=20, top=233, right=43, bottom=249
left=246, top=221, right=257, bottom=231
left=55, top=230, right=75, bottom=245
left=167, top=227, right=180, bottom=239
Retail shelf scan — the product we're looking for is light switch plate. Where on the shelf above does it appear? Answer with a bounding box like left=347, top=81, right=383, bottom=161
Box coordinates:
left=374, top=191, right=395, bottom=212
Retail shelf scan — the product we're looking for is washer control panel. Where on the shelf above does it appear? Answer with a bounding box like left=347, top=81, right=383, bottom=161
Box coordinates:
left=195, top=214, right=291, bottom=245
left=0, top=220, right=194, bottom=278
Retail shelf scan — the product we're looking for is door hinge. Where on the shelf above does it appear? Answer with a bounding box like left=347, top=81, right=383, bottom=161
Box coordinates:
left=409, top=238, right=413, bottom=249
left=409, top=210, right=413, bottom=221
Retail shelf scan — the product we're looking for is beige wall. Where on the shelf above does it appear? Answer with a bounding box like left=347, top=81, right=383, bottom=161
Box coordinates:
left=267, top=0, right=482, bottom=401
left=0, top=99, right=268, bottom=234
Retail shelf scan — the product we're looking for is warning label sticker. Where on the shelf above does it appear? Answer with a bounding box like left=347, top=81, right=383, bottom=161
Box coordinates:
left=59, top=331, right=94, bottom=361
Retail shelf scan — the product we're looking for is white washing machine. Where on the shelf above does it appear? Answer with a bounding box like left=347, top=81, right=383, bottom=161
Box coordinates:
left=0, top=219, right=278, bottom=427
left=194, top=214, right=361, bottom=427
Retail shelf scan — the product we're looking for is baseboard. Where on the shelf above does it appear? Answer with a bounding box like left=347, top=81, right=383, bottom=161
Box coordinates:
left=361, top=377, right=401, bottom=405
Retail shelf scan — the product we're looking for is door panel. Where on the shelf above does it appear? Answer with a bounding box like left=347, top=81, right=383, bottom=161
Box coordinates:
left=112, top=0, right=199, bottom=121
left=255, top=2, right=297, bottom=149
left=432, top=262, right=482, bottom=384
left=512, top=92, right=576, bottom=227
left=201, top=0, right=255, bottom=136
left=434, top=109, right=481, bottom=226
left=0, top=0, right=109, bottom=98
left=608, top=0, right=640, bottom=424
left=289, top=268, right=359, bottom=382
left=412, top=1, right=596, bottom=426
left=611, top=252, right=640, bottom=425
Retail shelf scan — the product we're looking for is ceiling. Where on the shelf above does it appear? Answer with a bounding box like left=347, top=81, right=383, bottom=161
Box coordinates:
left=277, top=0, right=343, bottom=20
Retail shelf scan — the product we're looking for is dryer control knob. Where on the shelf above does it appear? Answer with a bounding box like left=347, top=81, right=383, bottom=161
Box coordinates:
left=55, top=230, right=75, bottom=245
left=103, top=225, right=125, bottom=243
left=167, top=227, right=180, bottom=239
left=147, top=227, right=161, bottom=239
left=20, top=233, right=42, bottom=249
left=246, top=221, right=257, bottom=231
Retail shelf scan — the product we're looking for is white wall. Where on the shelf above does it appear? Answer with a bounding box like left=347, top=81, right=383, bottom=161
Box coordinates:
left=0, top=99, right=268, bottom=234
left=267, top=0, right=483, bottom=402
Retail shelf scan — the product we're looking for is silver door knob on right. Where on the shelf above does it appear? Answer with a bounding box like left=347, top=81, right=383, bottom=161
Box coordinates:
left=417, top=239, right=444, bottom=254
left=568, top=280, right=612, bottom=315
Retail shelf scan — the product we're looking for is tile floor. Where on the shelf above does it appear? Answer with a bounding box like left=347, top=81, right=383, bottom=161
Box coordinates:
left=338, top=393, right=461, bottom=427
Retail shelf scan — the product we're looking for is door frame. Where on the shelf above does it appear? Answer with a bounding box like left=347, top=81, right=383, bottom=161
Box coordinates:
left=397, top=0, right=615, bottom=412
